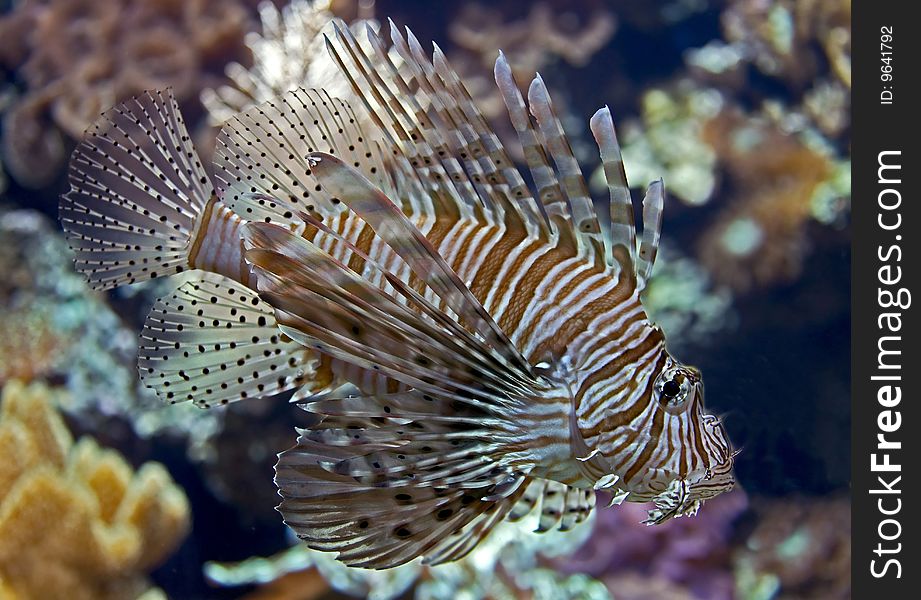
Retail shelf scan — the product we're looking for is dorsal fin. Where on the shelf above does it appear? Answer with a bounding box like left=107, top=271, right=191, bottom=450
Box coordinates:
left=213, top=88, right=388, bottom=220
left=590, top=106, right=638, bottom=286
left=324, top=20, right=547, bottom=238
left=526, top=75, right=605, bottom=266
left=426, top=40, right=546, bottom=235
left=637, top=179, right=665, bottom=289
left=493, top=54, right=577, bottom=250
left=324, top=23, right=480, bottom=224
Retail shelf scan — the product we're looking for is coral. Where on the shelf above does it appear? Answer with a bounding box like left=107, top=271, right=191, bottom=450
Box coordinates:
left=202, top=0, right=368, bottom=126
left=733, top=496, right=850, bottom=599
left=0, top=207, right=225, bottom=454
left=449, top=3, right=617, bottom=74
left=0, top=0, right=251, bottom=188
left=696, top=108, right=844, bottom=292
left=558, top=489, right=747, bottom=599
left=643, top=242, right=735, bottom=352
left=722, top=0, right=850, bottom=90
left=446, top=2, right=616, bottom=159
left=800, top=78, right=849, bottom=138
left=601, top=81, right=723, bottom=206
left=608, top=74, right=847, bottom=293
left=1, top=89, right=66, bottom=189
left=0, top=380, right=190, bottom=600
left=202, top=1, right=615, bottom=168
left=687, top=0, right=851, bottom=140
left=0, top=305, right=69, bottom=386
left=596, top=574, right=696, bottom=600
left=207, top=508, right=608, bottom=600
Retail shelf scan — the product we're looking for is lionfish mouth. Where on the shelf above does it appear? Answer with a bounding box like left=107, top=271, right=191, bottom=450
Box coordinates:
left=643, top=478, right=701, bottom=525
left=642, top=457, right=736, bottom=525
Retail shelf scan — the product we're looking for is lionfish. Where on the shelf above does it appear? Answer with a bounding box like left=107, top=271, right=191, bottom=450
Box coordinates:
left=59, top=20, right=735, bottom=568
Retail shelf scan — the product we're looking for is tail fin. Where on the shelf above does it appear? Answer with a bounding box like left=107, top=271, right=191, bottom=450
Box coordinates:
left=59, top=89, right=213, bottom=290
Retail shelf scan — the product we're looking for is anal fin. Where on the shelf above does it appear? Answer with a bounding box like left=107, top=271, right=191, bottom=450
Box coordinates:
left=138, top=273, right=317, bottom=407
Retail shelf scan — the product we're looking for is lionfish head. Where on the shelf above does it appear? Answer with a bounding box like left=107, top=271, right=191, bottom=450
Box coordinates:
left=648, top=356, right=736, bottom=522
left=582, top=348, right=736, bottom=524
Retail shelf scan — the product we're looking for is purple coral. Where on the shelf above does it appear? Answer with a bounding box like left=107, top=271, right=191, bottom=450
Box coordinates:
left=558, top=489, right=748, bottom=600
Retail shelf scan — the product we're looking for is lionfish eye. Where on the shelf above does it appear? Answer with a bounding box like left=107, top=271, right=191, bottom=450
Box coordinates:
left=662, top=379, right=681, bottom=398
left=656, top=368, right=691, bottom=409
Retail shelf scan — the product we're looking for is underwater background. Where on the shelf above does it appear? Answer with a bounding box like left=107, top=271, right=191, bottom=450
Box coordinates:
left=0, top=0, right=849, bottom=598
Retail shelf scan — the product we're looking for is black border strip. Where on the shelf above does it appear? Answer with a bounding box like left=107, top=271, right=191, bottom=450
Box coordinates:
left=852, top=2, right=919, bottom=595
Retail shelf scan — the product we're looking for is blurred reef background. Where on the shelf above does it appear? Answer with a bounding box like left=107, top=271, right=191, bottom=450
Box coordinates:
left=0, top=0, right=849, bottom=598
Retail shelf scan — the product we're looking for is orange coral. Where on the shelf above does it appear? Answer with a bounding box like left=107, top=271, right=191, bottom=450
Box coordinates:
left=0, top=307, right=68, bottom=386
left=697, top=110, right=834, bottom=292
left=0, top=380, right=191, bottom=599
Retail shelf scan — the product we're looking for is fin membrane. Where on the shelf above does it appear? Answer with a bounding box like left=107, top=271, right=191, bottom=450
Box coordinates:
left=276, top=405, right=528, bottom=568
left=508, top=479, right=596, bottom=533
left=60, top=89, right=213, bottom=290
left=138, top=273, right=316, bottom=407
left=213, top=87, right=389, bottom=219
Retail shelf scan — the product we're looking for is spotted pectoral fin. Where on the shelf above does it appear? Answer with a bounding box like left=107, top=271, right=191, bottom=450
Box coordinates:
left=138, top=273, right=317, bottom=407
left=275, top=417, right=529, bottom=568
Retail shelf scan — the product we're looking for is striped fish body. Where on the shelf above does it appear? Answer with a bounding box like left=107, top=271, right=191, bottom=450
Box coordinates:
left=60, top=19, right=735, bottom=569
left=189, top=197, right=669, bottom=487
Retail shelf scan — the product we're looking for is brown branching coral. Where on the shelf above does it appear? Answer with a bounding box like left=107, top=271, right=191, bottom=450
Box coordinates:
left=449, top=3, right=617, bottom=73
left=734, top=496, right=850, bottom=599
left=0, top=380, right=191, bottom=599
left=697, top=109, right=838, bottom=292
left=722, top=0, right=850, bottom=89
left=446, top=2, right=616, bottom=150
left=0, top=0, right=251, bottom=188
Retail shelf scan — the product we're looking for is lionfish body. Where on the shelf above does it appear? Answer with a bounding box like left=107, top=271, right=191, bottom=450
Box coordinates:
left=60, top=20, right=734, bottom=568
